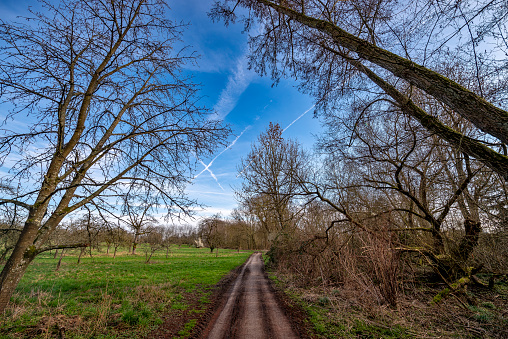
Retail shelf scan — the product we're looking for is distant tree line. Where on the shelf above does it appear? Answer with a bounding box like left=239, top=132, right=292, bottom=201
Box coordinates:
left=0, top=215, right=200, bottom=265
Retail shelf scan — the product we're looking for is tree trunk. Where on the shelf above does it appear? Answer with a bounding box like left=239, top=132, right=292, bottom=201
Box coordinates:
left=456, top=220, right=482, bottom=262
left=345, top=56, right=508, bottom=180
left=77, top=247, right=85, bottom=264
left=53, top=249, right=59, bottom=259
left=55, top=249, right=65, bottom=271
left=258, top=0, right=508, bottom=144
left=132, top=233, right=139, bottom=255
left=146, top=249, right=156, bottom=264
left=0, top=221, right=40, bottom=313
left=113, top=245, right=118, bottom=259
left=0, top=255, right=33, bottom=314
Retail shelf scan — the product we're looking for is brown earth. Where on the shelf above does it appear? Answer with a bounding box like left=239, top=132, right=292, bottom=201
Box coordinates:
left=149, top=252, right=312, bottom=339
left=197, top=252, right=307, bottom=339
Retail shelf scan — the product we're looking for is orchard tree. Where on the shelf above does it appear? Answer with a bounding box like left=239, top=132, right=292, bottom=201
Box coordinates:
left=142, top=225, right=163, bottom=263
left=211, top=0, right=508, bottom=179
left=0, top=0, right=228, bottom=312
left=122, top=193, right=157, bottom=255
left=198, top=215, right=225, bottom=253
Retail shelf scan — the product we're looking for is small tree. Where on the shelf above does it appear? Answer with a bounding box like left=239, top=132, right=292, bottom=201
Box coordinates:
left=199, top=215, right=224, bottom=253
left=143, top=226, right=163, bottom=264
left=161, top=225, right=176, bottom=258
left=122, top=195, right=157, bottom=255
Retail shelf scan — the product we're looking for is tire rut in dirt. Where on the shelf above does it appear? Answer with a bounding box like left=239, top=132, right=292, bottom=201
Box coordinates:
left=199, top=253, right=298, bottom=339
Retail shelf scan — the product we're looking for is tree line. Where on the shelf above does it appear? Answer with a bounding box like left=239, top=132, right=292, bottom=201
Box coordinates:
left=193, top=120, right=506, bottom=308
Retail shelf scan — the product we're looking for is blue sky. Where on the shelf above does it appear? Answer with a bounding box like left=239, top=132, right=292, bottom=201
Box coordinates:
left=173, top=0, right=321, bottom=223
left=0, top=0, right=323, bottom=225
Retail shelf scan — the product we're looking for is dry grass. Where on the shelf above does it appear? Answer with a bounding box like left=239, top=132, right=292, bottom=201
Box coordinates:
left=274, top=275, right=508, bottom=338
left=268, top=225, right=508, bottom=338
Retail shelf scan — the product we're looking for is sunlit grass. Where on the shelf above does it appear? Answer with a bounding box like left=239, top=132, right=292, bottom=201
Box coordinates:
left=1, top=245, right=252, bottom=338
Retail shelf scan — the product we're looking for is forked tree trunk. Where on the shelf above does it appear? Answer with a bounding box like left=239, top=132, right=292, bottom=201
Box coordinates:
left=77, top=247, right=86, bottom=264
left=55, top=249, right=65, bottom=271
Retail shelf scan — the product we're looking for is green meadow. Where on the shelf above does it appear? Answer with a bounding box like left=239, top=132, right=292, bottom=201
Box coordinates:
left=0, top=246, right=253, bottom=338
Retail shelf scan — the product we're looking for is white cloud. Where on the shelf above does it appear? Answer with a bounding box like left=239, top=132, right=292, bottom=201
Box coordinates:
left=210, top=52, right=255, bottom=120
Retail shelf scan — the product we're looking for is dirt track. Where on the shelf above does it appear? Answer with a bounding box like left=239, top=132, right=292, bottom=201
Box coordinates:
left=199, top=252, right=298, bottom=339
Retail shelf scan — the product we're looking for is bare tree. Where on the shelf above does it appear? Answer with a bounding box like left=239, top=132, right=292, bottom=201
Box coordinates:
left=210, top=0, right=508, bottom=179
left=121, top=194, right=157, bottom=255
left=237, top=123, right=307, bottom=246
left=198, top=215, right=225, bottom=253
left=0, top=0, right=228, bottom=312
left=308, top=97, right=508, bottom=286
left=142, top=225, right=163, bottom=263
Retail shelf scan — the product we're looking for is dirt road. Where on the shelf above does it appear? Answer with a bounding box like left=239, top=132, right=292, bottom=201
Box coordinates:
left=199, top=252, right=299, bottom=339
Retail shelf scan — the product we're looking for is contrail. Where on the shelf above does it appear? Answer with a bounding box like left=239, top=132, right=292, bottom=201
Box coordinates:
left=193, top=126, right=250, bottom=190
left=283, top=104, right=316, bottom=132
left=238, top=103, right=315, bottom=178
left=198, top=159, right=225, bottom=191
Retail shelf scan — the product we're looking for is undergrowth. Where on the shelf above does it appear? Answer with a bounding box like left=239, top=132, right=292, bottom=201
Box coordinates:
left=266, top=257, right=508, bottom=338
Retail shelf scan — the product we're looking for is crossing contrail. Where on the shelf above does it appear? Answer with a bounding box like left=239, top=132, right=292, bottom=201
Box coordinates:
left=198, top=159, right=225, bottom=191
left=194, top=126, right=250, bottom=188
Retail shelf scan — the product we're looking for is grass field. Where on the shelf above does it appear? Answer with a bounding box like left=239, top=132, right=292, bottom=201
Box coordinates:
left=0, top=245, right=253, bottom=338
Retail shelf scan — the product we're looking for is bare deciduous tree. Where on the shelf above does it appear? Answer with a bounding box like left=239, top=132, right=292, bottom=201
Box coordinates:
left=211, top=0, right=508, bottom=179
left=237, top=123, right=307, bottom=245
left=198, top=215, right=225, bottom=254
left=0, top=0, right=228, bottom=312
left=121, top=194, right=157, bottom=255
